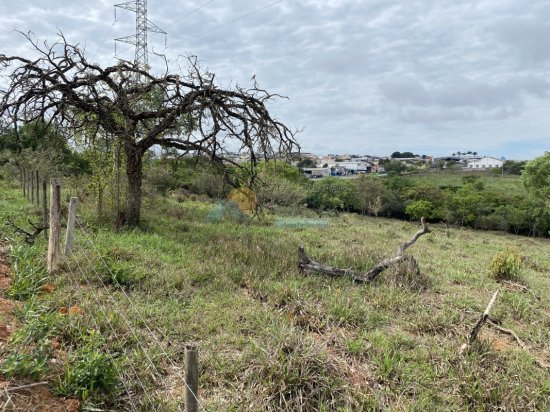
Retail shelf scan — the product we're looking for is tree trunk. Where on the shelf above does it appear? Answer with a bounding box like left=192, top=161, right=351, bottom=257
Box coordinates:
left=125, top=142, right=143, bottom=227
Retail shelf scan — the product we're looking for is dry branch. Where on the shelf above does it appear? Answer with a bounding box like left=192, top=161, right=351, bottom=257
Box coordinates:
left=498, top=280, right=540, bottom=301
left=298, top=218, right=430, bottom=283
left=4, top=382, right=48, bottom=392
left=487, top=319, right=550, bottom=369
left=6, top=220, right=49, bottom=244
left=460, top=290, right=498, bottom=354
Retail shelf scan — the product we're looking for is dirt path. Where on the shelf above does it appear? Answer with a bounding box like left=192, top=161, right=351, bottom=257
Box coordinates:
left=0, top=240, right=81, bottom=412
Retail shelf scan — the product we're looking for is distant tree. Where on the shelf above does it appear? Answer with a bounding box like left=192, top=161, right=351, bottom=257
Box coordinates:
left=355, top=175, right=386, bottom=216
left=405, top=199, right=434, bottom=220
left=307, top=177, right=357, bottom=215
left=380, top=159, right=408, bottom=174
left=297, top=158, right=317, bottom=168
left=391, top=151, right=415, bottom=158
left=473, top=151, right=478, bottom=156
left=523, top=152, right=550, bottom=204
left=503, top=160, right=526, bottom=175
left=449, top=185, right=484, bottom=226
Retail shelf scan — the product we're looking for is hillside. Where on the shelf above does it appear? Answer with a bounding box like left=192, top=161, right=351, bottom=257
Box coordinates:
left=0, top=178, right=549, bottom=411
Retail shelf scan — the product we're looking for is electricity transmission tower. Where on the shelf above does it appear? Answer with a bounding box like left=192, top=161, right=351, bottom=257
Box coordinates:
left=114, top=0, right=166, bottom=77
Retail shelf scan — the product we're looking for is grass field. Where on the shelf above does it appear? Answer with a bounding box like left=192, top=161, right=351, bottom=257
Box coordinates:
left=406, top=170, right=526, bottom=194
left=1, top=177, right=549, bottom=411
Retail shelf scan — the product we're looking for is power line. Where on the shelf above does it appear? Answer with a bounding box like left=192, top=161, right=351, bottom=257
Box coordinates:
left=190, top=0, right=284, bottom=39
left=163, top=0, right=217, bottom=30
left=115, top=0, right=285, bottom=62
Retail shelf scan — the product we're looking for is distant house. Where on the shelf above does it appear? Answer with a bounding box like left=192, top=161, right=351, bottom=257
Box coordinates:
left=302, top=167, right=331, bottom=178
left=465, top=156, right=504, bottom=170
left=335, top=161, right=373, bottom=174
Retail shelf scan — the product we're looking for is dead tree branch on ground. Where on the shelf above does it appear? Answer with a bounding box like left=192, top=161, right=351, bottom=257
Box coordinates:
left=298, top=217, right=430, bottom=283
left=6, top=220, right=49, bottom=244
left=487, top=319, right=550, bottom=369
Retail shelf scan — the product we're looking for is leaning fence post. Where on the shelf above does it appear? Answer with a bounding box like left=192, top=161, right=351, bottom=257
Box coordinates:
left=185, top=345, right=199, bottom=412
left=64, top=197, right=78, bottom=255
left=47, top=178, right=61, bottom=273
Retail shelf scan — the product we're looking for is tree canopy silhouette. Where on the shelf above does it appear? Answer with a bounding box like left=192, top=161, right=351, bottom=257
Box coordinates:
left=0, top=33, right=298, bottom=226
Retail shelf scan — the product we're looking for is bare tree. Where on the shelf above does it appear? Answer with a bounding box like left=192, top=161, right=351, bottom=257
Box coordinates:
left=0, top=33, right=298, bottom=226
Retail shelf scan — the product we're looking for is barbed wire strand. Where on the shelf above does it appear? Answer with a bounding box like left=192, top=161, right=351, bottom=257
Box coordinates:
left=66, top=239, right=168, bottom=411
left=62, top=219, right=162, bottom=411
left=63, top=251, right=146, bottom=411
left=72, top=219, right=204, bottom=410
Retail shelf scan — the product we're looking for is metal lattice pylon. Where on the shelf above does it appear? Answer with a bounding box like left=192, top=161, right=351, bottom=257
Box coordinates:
left=115, top=0, right=166, bottom=76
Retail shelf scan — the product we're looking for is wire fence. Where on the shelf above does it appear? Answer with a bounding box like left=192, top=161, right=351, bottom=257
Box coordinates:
left=9, top=171, right=205, bottom=411
left=64, top=213, right=205, bottom=411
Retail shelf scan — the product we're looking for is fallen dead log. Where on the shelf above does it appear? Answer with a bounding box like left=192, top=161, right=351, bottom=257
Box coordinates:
left=298, top=217, right=430, bottom=283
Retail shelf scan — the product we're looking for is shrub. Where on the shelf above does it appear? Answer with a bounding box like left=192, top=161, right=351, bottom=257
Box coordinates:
left=488, top=248, right=523, bottom=281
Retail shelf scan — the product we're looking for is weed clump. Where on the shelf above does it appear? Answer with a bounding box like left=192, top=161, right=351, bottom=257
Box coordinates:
left=55, top=329, right=121, bottom=401
left=488, top=248, right=523, bottom=281
left=247, top=331, right=349, bottom=411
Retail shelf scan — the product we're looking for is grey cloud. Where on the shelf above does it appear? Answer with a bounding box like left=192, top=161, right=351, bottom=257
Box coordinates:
left=492, top=17, right=550, bottom=62
left=1, top=0, right=550, bottom=158
left=380, top=75, right=550, bottom=110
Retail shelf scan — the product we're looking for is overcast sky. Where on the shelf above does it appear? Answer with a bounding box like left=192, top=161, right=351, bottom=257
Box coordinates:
left=1, top=0, right=549, bottom=159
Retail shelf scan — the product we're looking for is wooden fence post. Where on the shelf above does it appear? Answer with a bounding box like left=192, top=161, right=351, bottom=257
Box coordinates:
left=35, top=170, right=40, bottom=207
left=42, top=179, right=48, bottom=239
left=31, top=171, right=35, bottom=204
left=20, top=167, right=24, bottom=193
left=185, top=345, right=199, bottom=412
left=22, top=169, right=26, bottom=198
left=64, top=197, right=78, bottom=255
left=47, top=178, right=61, bottom=273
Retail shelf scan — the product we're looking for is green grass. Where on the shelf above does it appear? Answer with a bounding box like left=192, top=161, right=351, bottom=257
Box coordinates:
left=407, top=170, right=526, bottom=195
left=1, top=175, right=549, bottom=411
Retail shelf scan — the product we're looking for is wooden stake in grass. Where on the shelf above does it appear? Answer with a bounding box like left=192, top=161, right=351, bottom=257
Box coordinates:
left=47, top=178, right=61, bottom=274
left=42, top=179, right=48, bottom=235
left=298, top=217, right=430, bottom=283
left=459, top=290, right=498, bottom=354
left=30, top=170, right=34, bottom=204
left=185, top=345, right=199, bottom=412
left=22, top=168, right=26, bottom=199
left=35, top=170, right=40, bottom=207
left=64, top=197, right=78, bottom=255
